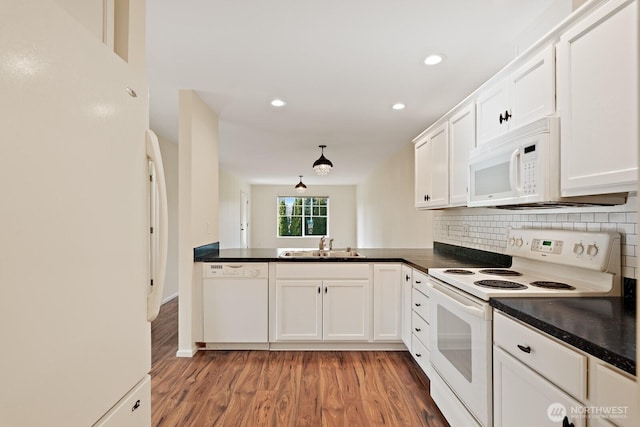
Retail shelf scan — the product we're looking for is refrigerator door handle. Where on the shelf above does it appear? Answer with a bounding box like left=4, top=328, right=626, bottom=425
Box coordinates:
left=145, top=129, right=168, bottom=322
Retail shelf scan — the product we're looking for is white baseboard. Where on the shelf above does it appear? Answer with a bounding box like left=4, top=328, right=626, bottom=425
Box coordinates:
left=175, top=347, right=198, bottom=358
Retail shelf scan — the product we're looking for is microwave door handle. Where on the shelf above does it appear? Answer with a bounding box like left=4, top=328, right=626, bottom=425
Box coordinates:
left=509, top=148, right=521, bottom=193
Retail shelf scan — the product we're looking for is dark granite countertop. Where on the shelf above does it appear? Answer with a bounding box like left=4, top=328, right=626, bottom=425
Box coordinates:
left=194, top=243, right=511, bottom=274
left=491, top=297, right=636, bottom=375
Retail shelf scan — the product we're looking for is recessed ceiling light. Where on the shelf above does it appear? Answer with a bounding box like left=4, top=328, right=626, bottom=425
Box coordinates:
left=392, top=103, right=406, bottom=110
left=424, top=54, right=444, bottom=65
left=271, top=99, right=286, bottom=107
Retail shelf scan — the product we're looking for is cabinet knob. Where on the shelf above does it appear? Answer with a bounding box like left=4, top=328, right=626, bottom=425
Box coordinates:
left=405, top=274, right=411, bottom=281
left=423, top=194, right=431, bottom=201
left=415, top=327, right=421, bottom=332
left=415, top=353, right=422, bottom=358
left=415, top=303, right=421, bottom=307
left=499, top=110, right=512, bottom=124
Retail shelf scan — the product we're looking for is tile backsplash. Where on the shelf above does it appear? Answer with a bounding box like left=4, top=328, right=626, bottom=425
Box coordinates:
left=433, top=195, right=638, bottom=279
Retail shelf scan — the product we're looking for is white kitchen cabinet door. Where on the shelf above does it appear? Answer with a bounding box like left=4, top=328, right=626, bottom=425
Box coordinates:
left=275, top=280, right=323, bottom=341
left=414, top=137, right=431, bottom=208
left=476, top=80, right=510, bottom=144
left=476, top=45, right=555, bottom=146
left=591, top=362, right=638, bottom=427
left=401, top=265, right=413, bottom=349
left=493, top=347, right=585, bottom=427
left=557, top=0, right=638, bottom=196
left=449, top=103, right=476, bottom=205
left=414, top=122, right=449, bottom=209
left=508, top=44, right=555, bottom=129
left=373, top=264, right=402, bottom=341
left=203, top=277, right=268, bottom=343
left=323, top=280, right=371, bottom=341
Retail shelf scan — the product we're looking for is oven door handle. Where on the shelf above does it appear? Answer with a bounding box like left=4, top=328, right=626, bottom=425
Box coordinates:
left=432, top=282, right=490, bottom=320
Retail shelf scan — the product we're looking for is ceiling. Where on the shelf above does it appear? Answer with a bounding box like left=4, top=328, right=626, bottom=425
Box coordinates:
left=146, top=0, right=572, bottom=186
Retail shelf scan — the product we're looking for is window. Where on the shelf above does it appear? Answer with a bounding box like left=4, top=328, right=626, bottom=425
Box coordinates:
left=277, top=197, right=329, bottom=237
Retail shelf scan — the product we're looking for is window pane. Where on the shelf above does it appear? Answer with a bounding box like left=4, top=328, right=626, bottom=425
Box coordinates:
left=277, top=196, right=329, bottom=237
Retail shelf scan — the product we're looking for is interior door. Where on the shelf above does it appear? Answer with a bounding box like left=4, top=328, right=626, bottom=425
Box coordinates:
left=240, top=191, right=249, bottom=248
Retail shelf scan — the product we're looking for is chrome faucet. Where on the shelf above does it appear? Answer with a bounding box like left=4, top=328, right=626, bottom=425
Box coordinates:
left=329, top=238, right=334, bottom=250
left=319, top=236, right=326, bottom=250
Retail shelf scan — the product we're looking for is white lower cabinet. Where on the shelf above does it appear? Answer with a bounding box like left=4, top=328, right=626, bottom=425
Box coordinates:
left=273, top=263, right=371, bottom=342
left=275, top=279, right=370, bottom=341
left=494, top=311, right=638, bottom=427
left=590, top=361, right=638, bottom=427
left=410, top=269, right=431, bottom=378
left=493, top=346, right=585, bottom=427
left=401, top=265, right=413, bottom=349
left=373, top=264, right=402, bottom=341
left=275, top=279, right=323, bottom=341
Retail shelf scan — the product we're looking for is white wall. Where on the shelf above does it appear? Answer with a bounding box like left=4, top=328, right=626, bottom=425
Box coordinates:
left=157, top=134, right=179, bottom=302
left=177, top=89, right=219, bottom=356
left=219, top=168, right=251, bottom=248
left=356, top=142, right=433, bottom=248
left=251, top=185, right=357, bottom=249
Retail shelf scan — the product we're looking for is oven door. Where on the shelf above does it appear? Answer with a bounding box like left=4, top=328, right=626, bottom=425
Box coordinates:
left=429, top=277, right=493, bottom=427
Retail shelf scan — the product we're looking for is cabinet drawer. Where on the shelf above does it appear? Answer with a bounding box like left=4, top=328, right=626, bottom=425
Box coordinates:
left=412, top=311, right=429, bottom=348
left=412, top=288, right=430, bottom=321
left=413, top=270, right=430, bottom=295
left=276, top=263, right=369, bottom=279
left=592, top=362, right=637, bottom=427
left=493, top=311, right=586, bottom=400
left=411, top=334, right=431, bottom=377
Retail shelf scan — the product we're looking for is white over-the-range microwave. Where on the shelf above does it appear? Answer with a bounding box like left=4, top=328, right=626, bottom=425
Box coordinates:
left=468, top=117, right=626, bottom=208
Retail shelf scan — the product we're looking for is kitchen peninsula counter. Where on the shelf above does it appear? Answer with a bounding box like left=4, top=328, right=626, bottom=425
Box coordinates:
left=194, top=242, right=512, bottom=274
left=491, top=297, right=636, bottom=375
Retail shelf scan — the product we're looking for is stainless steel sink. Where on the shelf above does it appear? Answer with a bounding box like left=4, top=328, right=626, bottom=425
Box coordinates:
left=278, top=249, right=364, bottom=258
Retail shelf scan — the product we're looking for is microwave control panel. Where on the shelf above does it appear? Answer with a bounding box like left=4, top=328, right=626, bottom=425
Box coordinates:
left=521, top=143, right=538, bottom=195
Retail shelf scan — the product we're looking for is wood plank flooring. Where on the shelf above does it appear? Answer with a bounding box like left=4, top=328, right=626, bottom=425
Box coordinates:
left=151, top=298, right=449, bottom=426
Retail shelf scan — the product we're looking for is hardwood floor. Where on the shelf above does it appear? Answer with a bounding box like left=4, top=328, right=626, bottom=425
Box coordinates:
left=151, top=298, right=449, bottom=426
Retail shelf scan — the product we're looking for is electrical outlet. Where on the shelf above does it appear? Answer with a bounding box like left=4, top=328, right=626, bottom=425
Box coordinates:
left=462, top=224, right=470, bottom=237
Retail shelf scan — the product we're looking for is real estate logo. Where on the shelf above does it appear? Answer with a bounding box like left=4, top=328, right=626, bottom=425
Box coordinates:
left=547, top=402, right=567, bottom=422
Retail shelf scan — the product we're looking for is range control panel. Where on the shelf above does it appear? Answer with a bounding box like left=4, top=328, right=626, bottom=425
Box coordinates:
left=505, top=229, right=620, bottom=271
left=202, top=263, right=269, bottom=279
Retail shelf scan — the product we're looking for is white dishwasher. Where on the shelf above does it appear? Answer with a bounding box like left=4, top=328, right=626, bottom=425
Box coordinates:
left=202, top=263, right=269, bottom=347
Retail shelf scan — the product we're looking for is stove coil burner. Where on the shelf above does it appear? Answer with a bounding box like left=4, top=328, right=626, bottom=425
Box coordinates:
left=443, top=269, right=475, bottom=275
left=479, top=269, right=522, bottom=277
left=529, top=281, right=576, bottom=290
left=474, top=280, right=527, bottom=290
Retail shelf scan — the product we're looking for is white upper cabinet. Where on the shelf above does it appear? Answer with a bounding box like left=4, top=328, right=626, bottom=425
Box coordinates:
left=476, top=80, right=510, bottom=144
left=414, top=122, right=449, bottom=209
left=557, top=0, right=638, bottom=196
left=476, top=45, right=555, bottom=145
left=448, top=103, right=476, bottom=205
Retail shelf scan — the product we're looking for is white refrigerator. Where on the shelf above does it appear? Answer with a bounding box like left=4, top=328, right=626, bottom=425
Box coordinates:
left=0, top=1, right=167, bottom=426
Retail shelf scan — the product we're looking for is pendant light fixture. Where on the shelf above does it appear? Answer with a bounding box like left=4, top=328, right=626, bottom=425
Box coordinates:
left=313, top=144, right=333, bottom=175
left=294, top=175, right=307, bottom=194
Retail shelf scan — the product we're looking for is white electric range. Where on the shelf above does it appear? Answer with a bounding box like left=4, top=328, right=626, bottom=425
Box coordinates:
left=426, top=229, right=622, bottom=427
left=430, top=228, right=622, bottom=301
